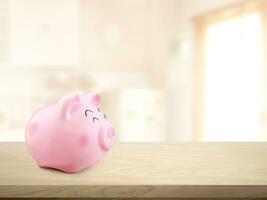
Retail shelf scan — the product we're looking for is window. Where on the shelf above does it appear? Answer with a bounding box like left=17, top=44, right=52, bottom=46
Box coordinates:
left=194, top=1, right=266, bottom=141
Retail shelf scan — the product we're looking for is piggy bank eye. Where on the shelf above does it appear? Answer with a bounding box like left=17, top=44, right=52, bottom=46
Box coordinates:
left=93, top=117, right=99, bottom=123
left=85, top=109, right=93, bottom=117
left=85, top=109, right=100, bottom=123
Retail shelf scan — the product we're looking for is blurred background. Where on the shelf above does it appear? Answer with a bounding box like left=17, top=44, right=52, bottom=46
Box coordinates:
left=0, top=0, right=266, bottom=141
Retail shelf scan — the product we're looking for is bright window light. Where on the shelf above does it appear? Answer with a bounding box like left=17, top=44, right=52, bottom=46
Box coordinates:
left=203, top=12, right=263, bottom=141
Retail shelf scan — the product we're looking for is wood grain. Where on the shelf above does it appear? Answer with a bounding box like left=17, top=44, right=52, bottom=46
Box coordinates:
left=0, top=142, right=267, bottom=198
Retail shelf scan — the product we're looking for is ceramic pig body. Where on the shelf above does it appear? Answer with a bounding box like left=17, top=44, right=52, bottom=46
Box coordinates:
left=25, top=93, right=115, bottom=173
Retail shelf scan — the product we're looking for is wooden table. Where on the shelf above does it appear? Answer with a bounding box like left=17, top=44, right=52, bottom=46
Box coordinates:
left=0, top=142, right=267, bottom=199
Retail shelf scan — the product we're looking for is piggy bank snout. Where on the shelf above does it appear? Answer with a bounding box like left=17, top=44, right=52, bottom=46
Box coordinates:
left=98, top=125, right=115, bottom=151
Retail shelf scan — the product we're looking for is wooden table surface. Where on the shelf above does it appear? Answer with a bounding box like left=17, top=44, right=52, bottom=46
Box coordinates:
left=0, top=142, right=267, bottom=199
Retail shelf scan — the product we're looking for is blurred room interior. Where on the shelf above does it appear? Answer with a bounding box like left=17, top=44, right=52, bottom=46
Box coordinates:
left=0, top=0, right=266, bottom=141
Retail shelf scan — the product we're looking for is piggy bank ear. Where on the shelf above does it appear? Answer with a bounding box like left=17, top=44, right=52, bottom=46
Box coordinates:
left=85, top=93, right=101, bottom=107
left=57, top=93, right=82, bottom=120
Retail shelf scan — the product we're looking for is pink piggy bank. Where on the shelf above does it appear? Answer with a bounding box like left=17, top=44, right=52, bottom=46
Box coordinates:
left=25, top=93, right=115, bottom=173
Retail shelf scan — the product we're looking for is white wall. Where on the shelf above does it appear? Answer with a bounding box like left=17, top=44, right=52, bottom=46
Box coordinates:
left=9, top=0, right=81, bottom=66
